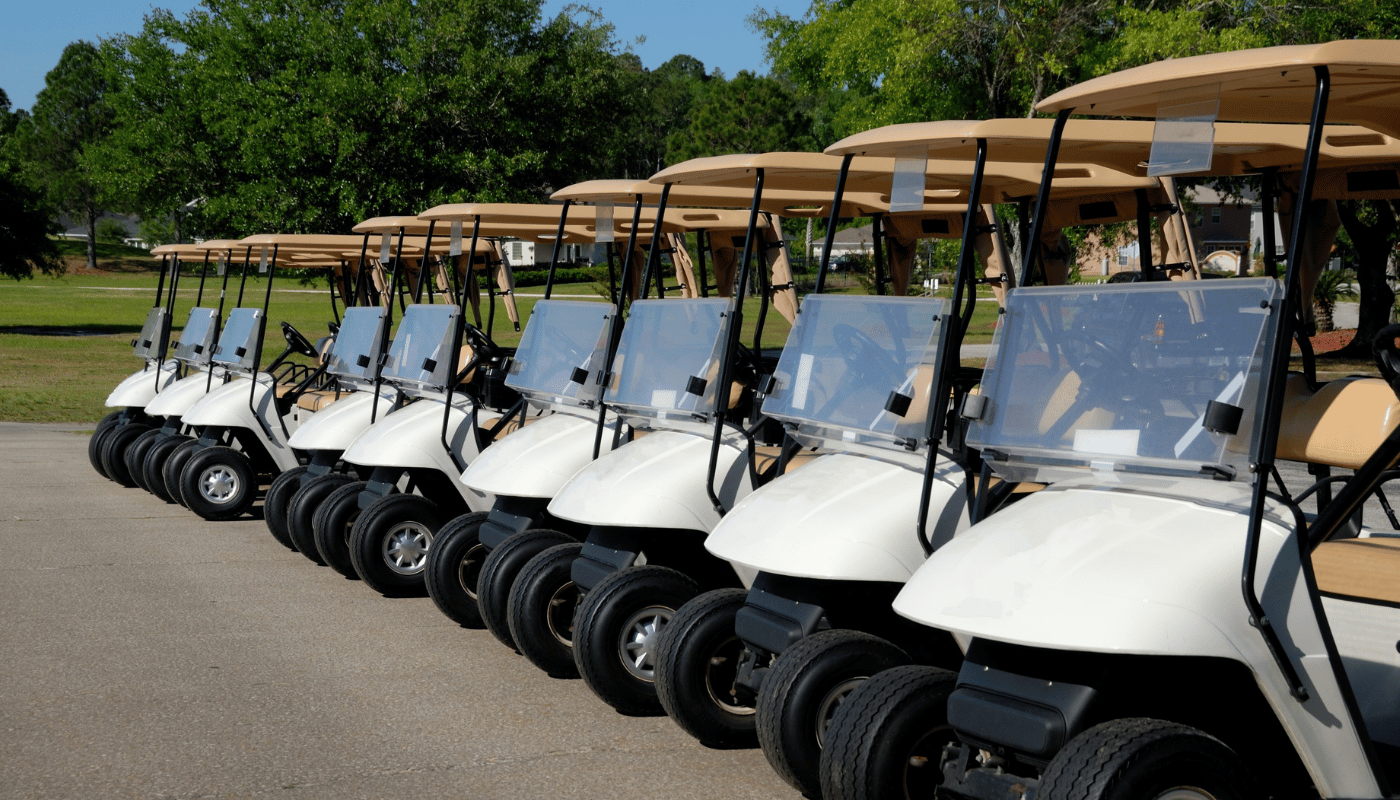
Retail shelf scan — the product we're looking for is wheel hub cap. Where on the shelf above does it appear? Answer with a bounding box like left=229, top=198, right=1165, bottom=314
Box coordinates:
left=382, top=522, right=433, bottom=575
left=200, top=466, right=239, bottom=503
left=619, top=605, right=673, bottom=681
left=815, top=676, right=866, bottom=748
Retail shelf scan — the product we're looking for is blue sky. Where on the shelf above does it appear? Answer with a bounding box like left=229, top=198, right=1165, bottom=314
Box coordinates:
left=1, top=0, right=811, bottom=113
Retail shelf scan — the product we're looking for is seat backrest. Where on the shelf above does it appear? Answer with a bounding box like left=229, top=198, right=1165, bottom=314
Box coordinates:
left=1277, top=375, right=1400, bottom=469
left=1312, top=536, right=1400, bottom=605
left=455, top=342, right=477, bottom=385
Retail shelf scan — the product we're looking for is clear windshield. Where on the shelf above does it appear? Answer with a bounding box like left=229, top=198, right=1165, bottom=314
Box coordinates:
left=967, top=279, right=1283, bottom=483
left=327, top=306, right=388, bottom=384
left=211, top=308, right=265, bottom=371
left=131, top=307, right=170, bottom=360
left=380, top=304, right=459, bottom=390
left=606, top=298, right=731, bottom=422
left=505, top=299, right=615, bottom=407
left=763, top=295, right=945, bottom=451
left=172, top=308, right=218, bottom=366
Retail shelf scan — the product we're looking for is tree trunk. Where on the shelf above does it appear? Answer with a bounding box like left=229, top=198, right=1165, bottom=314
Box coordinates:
left=85, top=205, right=97, bottom=270
left=1335, top=200, right=1398, bottom=358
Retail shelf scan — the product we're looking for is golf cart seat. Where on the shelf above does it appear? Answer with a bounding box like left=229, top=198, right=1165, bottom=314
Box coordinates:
left=1277, top=374, right=1400, bottom=470
left=1312, top=535, right=1400, bottom=606
left=1036, top=369, right=1114, bottom=438
left=295, top=390, right=345, bottom=412
left=489, top=413, right=538, bottom=441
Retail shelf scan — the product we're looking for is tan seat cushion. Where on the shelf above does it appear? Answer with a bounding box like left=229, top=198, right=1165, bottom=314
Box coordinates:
left=1313, top=537, right=1400, bottom=606
left=490, top=414, right=537, bottom=441
left=296, top=390, right=342, bottom=412
left=1277, top=375, right=1400, bottom=470
left=753, top=446, right=821, bottom=476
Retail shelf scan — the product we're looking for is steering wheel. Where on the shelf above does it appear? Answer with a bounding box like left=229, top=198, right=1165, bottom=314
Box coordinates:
left=1058, top=326, right=1139, bottom=382
left=832, top=323, right=905, bottom=388
left=280, top=322, right=319, bottom=359
left=1372, top=323, right=1400, bottom=387
left=462, top=324, right=499, bottom=361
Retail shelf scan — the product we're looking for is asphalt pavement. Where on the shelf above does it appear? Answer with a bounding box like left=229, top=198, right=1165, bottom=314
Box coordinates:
left=0, top=422, right=796, bottom=800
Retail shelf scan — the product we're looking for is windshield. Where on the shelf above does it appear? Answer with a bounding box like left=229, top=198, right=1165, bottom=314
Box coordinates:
left=380, top=304, right=459, bottom=390
left=606, top=298, right=731, bottom=422
left=967, top=279, right=1282, bottom=483
left=211, top=308, right=265, bottom=371
left=131, top=307, right=170, bottom=360
left=327, top=306, right=388, bottom=384
left=172, top=308, right=218, bottom=366
left=763, top=295, right=945, bottom=452
left=506, top=299, right=615, bottom=408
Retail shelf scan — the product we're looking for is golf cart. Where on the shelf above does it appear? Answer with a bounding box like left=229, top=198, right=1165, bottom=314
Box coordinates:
left=820, top=41, right=1400, bottom=800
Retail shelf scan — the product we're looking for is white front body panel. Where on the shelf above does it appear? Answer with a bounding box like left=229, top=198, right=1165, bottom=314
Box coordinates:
left=547, top=427, right=753, bottom=532
left=285, top=390, right=396, bottom=453
left=461, top=408, right=618, bottom=499
left=707, top=452, right=968, bottom=583
left=105, top=361, right=180, bottom=408
left=143, top=369, right=226, bottom=418
left=340, top=398, right=498, bottom=511
left=180, top=375, right=300, bottom=472
left=895, top=476, right=1384, bottom=797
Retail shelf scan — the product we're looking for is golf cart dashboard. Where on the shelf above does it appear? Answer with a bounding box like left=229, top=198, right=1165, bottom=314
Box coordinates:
left=966, top=279, right=1283, bottom=485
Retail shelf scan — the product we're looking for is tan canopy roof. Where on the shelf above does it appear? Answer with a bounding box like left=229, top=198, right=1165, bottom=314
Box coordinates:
left=1035, top=40, right=1400, bottom=137
left=150, top=244, right=208, bottom=259
left=826, top=118, right=1400, bottom=177
left=553, top=178, right=905, bottom=219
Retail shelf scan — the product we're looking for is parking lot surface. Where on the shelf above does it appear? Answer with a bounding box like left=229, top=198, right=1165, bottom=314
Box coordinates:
left=0, top=423, right=795, bottom=800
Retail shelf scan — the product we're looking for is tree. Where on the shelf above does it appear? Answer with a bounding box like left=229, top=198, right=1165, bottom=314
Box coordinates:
left=608, top=54, right=714, bottom=178
left=20, top=41, right=115, bottom=271
left=1335, top=200, right=1399, bottom=358
left=0, top=88, right=63, bottom=279
left=666, top=71, right=816, bottom=162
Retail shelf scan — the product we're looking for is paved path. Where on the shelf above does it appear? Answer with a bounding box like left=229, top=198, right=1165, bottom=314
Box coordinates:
left=0, top=423, right=795, bottom=800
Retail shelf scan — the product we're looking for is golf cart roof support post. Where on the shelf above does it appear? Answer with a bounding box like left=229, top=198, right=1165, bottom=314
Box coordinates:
left=705, top=167, right=766, bottom=519
left=872, top=214, right=887, bottom=296
left=751, top=213, right=775, bottom=354
left=485, top=241, right=498, bottom=337
left=250, top=243, right=282, bottom=440
left=153, top=253, right=181, bottom=387
left=153, top=254, right=169, bottom=309
left=1019, top=109, right=1073, bottom=286
left=354, top=234, right=371, bottom=307
left=457, top=217, right=482, bottom=309
left=918, top=136, right=989, bottom=551
left=370, top=234, right=408, bottom=425
left=592, top=191, right=654, bottom=460
left=605, top=240, right=618, bottom=302
left=235, top=246, right=253, bottom=308
left=421, top=222, right=439, bottom=304
left=1136, top=188, right=1156, bottom=280
left=1261, top=170, right=1280, bottom=279
left=641, top=183, right=673, bottom=300
left=207, top=249, right=240, bottom=392
left=1243, top=64, right=1331, bottom=705
left=815, top=154, right=855, bottom=294
left=543, top=199, right=573, bottom=300
left=696, top=230, right=710, bottom=298
left=439, top=216, right=474, bottom=474
left=195, top=251, right=211, bottom=306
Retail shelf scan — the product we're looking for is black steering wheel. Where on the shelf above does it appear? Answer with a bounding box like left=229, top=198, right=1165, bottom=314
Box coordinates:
left=462, top=324, right=499, bottom=361
left=280, top=321, right=319, bottom=359
left=1373, top=324, right=1400, bottom=387
left=832, top=323, right=904, bottom=387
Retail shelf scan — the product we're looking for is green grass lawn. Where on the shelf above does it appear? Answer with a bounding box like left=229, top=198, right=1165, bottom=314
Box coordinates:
left=0, top=267, right=1003, bottom=423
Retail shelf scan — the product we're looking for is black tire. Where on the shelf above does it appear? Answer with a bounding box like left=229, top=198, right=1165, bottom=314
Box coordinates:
left=101, top=423, right=153, bottom=487
left=263, top=465, right=310, bottom=550
left=508, top=542, right=585, bottom=678
left=572, top=565, right=700, bottom=716
left=348, top=493, right=443, bottom=597
left=123, top=428, right=164, bottom=491
left=424, top=512, right=490, bottom=628
left=312, top=480, right=368, bottom=577
left=653, top=588, right=756, bottom=748
left=142, top=433, right=190, bottom=503
left=88, top=411, right=122, bottom=478
left=757, top=629, right=913, bottom=797
left=163, top=438, right=205, bottom=507
left=1037, top=718, right=1254, bottom=800
left=179, top=445, right=258, bottom=521
left=477, top=528, right=578, bottom=650
left=819, top=664, right=958, bottom=800
left=286, top=472, right=353, bottom=564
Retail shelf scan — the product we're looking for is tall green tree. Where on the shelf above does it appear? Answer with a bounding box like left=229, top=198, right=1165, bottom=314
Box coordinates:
left=0, top=88, right=63, bottom=279
left=609, top=54, right=713, bottom=178
left=666, top=70, right=816, bottom=162
left=20, top=41, right=115, bottom=270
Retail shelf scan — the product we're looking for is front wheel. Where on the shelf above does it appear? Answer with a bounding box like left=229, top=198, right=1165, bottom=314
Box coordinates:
left=508, top=542, right=584, bottom=678
left=263, top=465, right=310, bottom=550
left=143, top=433, right=191, bottom=503
left=101, top=423, right=153, bottom=487
left=818, top=664, right=957, bottom=800
left=757, top=629, right=912, bottom=797
left=424, top=512, right=490, bottom=628
left=286, top=472, right=353, bottom=563
left=312, top=480, right=368, bottom=578
left=654, top=587, right=756, bottom=748
left=1037, top=719, right=1254, bottom=800
left=477, top=528, right=577, bottom=650
left=123, top=428, right=164, bottom=491
left=572, top=565, right=700, bottom=716
left=348, top=493, right=443, bottom=597
left=179, top=445, right=258, bottom=521
left=88, top=411, right=123, bottom=478
left=163, top=438, right=204, bottom=507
